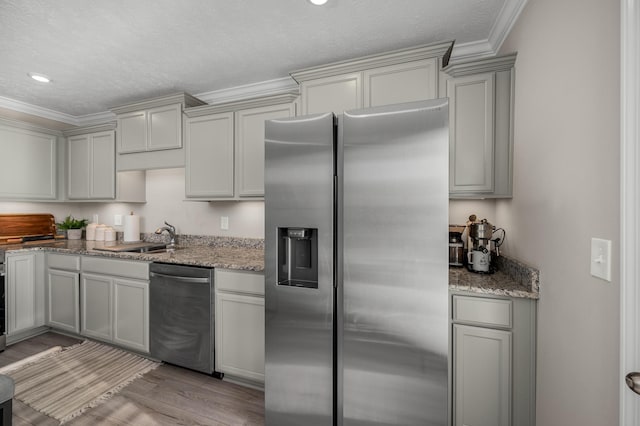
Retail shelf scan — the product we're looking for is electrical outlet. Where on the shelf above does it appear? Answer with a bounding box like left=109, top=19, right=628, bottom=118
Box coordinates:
left=590, top=238, right=612, bottom=282
left=114, top=214, right=123, bottom=226
left=221, top=216, right=229, bottom=230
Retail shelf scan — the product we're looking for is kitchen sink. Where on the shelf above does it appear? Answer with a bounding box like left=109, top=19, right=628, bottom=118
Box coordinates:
left=143, top=247, right=183, bottom=254
left=92, top=242, right=167, bottom=253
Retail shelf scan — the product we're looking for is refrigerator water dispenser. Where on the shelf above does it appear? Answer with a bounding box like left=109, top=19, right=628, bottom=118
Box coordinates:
left=277, top=228, right=318, bottom=288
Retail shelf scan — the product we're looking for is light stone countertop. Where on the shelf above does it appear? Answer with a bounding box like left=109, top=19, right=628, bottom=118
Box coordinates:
left=449, top=254, right=540, bottom=299
left=2, top=239, right=265, bottom=272
left=2, top=239, right=539, bottom=298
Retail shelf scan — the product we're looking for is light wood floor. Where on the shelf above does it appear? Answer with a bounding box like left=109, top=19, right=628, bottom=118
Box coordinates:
left=0, top=332, right=265, bottom=425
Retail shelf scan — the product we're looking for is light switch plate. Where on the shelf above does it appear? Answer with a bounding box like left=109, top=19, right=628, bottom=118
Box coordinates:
left=114, top=214, right=123, bottom=226
left=590, top=238, right=612, bottom=282
left=220, top=216, right=229, bottom=230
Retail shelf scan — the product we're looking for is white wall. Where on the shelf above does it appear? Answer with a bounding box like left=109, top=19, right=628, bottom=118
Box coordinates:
left=496, top=0, right=620, bottom=424
left=449, top=199, right=497, bottom=226
left=0, top=168, right=265, bottom=239
left=79, top=168, right=265, bottom=239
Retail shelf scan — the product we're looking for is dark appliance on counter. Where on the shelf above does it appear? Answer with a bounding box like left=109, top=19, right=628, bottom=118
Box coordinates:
left=264, top=100, right=449, bottom=426
left=449, top=225, right=466, bottom=266
left=149, top=263, right=220, bottom=376
left=466, top=218, right=506, bottom=274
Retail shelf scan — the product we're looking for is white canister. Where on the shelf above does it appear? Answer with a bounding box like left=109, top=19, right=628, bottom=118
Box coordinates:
left=85, top=223, right=98, bottom=241
left=104, top=226, right=116, bottom=242
left=95, top=225, right=107, bottom=242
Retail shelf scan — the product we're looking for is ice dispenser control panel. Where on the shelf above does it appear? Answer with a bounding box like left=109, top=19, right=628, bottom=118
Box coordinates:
left=277, top=228, right=318, bottom=289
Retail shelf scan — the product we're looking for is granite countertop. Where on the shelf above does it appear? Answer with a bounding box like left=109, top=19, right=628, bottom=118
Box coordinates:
left=449, top=255, right=540, bottom=299
left=2, top=238, right=265, bottom=272
left=2, top=237, right=539, bottom=298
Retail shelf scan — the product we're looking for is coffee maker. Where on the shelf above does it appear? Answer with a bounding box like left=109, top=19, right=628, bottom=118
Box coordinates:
left=466, top=217, right=505, bottom=273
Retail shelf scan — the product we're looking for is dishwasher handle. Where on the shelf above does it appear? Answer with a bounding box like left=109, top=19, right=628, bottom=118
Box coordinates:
left=149, top=271, right=210, bottom=283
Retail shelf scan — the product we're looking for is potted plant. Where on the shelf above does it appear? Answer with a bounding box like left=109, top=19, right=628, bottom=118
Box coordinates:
left=56, top=215, right=88, bottom=240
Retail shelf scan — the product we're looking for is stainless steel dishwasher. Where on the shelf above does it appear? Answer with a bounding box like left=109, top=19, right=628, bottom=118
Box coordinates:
left=149, top=262, right=220, bottom=376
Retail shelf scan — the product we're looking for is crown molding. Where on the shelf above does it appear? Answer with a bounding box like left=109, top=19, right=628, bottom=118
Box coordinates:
left=194, top=77, right=299, bottom=105
left=451, top=0, right=528, bottom=61
left=0, top=95, right=78, bottom=126
left=290, top=40, right=455, bottom=82
left=443, top=53, right=517, bottom=77
left=62, top=121, right=117, bottom=137
left=110, top=92, right=206, bottom=115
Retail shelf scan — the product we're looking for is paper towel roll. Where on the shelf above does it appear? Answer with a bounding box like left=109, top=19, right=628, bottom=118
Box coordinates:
left=124, top=213, right=140, bottom=242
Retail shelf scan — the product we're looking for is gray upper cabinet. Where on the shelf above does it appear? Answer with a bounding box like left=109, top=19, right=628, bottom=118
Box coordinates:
left=235, top=103, right=296, bottom=197
left=185, top=112, right=235, bottom=198
left=292, top=41, right=453, bottom=115
left=111, top=93, right=205, bottom=171
left=68, top=129, right=116, bottom=200
left=116, top=110, right=147, bottom=153
left=184, top=93, right=297, bottom=200
left=64, top=124, right=146, bottom=202
left=444, top=53, right=517, bottom=198
left=0, top=118, right=58, bottom=200
left=363, top=59, right=439, bottom=107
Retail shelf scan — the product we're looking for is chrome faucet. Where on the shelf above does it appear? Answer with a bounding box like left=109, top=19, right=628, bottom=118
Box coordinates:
left=155, top=221, right=176, bottom=249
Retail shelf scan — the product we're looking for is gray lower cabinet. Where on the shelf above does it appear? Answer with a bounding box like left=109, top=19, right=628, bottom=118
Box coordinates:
left=214, top=269, right=265, bottom=384
left=6, top=252, right=45, bottom=338
left=80, top=257, right=149, bottom=353
left=451, top=292, right=536, bottom=426
left=46, top=253, right=81, bottom=334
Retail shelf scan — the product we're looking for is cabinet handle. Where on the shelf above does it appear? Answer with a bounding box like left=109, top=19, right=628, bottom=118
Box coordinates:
left=149, top=272, right=210, bottom=284
left=625, top=372, right=640, bottom=395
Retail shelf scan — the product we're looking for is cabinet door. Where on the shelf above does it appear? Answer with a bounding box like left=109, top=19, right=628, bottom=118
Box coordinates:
left=453, top=324, right=511, bottom=426
left=113, top=278, right=149, bottom=353
left=364, top=58, right=439, bottom=107
left=235, top=103, right=295, bottom=197
left=81, top=273, right=113, bottom=342
left=447, top=73, right=495, bottom=194
left=0, top=125, right=57, bottom=200
left=215, top=291, right=265, bottom=383
left=300, top=72, right=362, bottom=115
left=90, top=131, right=116, bottom=199
left=117, top=111, right=147, bottom=153
left=185, top=112, right=235, bottom=198
left=47, top=269, right=79, bottom=333
left=6, top=253, right=37, bottom=335
left=67, top=134, right=91, bottom=199
left=147, top=104, right=182, bottom=151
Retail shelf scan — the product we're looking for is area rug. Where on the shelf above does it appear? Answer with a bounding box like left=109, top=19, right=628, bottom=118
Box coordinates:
left=0, top=340, right=160, bottom=424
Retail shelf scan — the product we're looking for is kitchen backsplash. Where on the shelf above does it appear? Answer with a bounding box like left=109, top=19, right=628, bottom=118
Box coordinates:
left=141, top=232, right=264, bottom=249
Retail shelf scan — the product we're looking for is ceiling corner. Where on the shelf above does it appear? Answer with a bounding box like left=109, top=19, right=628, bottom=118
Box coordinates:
left=451, top=0, right=528, bottom=62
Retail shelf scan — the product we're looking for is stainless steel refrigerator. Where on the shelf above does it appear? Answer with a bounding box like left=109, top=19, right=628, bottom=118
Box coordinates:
left=265, top=99, right=449, bottom=426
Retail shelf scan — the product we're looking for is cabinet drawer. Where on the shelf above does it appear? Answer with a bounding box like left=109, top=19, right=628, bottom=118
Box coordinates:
left=216, top=269, right=264, bottom=296
left=452, top=295, right=512, bottom=328
left=47, top=253, right=80, bottom=271
left=82, top=256, right=149, bottom=280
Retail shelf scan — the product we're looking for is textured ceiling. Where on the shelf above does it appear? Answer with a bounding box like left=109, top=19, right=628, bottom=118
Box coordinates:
left=0, top=0, right=512, bottom=119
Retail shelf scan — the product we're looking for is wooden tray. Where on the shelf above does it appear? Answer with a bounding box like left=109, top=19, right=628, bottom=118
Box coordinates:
left=0, top=213, right=56, bottom=244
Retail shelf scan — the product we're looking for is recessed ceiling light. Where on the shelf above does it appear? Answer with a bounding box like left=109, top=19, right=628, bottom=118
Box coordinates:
left=308, top=0, right=328, bottom=5
left=28, top=72, right=51, bottom=83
